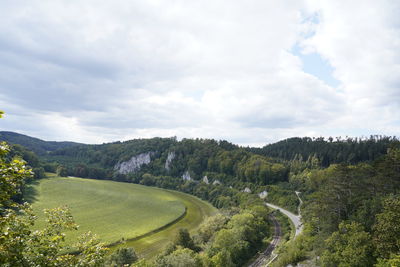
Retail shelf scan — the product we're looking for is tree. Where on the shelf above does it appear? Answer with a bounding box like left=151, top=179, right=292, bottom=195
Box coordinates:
left=0, top=202, right=108, bottom=266
left=321, top=222, right=374, bottom=267
left=56, top=165, right=68, bottom=177
left=0, top=142, right=33, bottom=209
left=209, top=228, right=249, bottom=265
left=198, top=214, right=228, bottom=243
left=155, top=247, right=202, bottom=267
left=373, top=196, right=400, bottom=259
left=174, top=228, right=198, bottom=251
left=0, top=138, right=107, bottom=266
left=375, top=254, right=400, bottom=267
left=108, top=247, right=138, bottom=266
left=211, top=249, right=234, bottom=267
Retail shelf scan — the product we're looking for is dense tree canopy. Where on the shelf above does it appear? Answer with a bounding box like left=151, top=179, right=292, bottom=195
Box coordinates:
left=251, top=136, right=398, bottom=166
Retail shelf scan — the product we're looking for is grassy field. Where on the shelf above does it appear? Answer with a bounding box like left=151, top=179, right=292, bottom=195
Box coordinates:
left=113, top=189, right=217, bottom=258
left=27, top=175, right=217, bottom=258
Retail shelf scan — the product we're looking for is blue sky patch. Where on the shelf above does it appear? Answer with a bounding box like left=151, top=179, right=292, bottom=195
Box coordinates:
left=292, top=44, right=340, bottom=88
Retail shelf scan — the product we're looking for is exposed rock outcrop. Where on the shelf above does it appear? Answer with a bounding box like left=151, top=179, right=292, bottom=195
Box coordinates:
left=182, top=170, right=192, bottom=181
left=213, top=180, right=222, bottom=185
left=258, top=190, right=268, bottom=199
left=114, top=152, right=153, bottom=174
left=243, top=187, right=252, bottom=193
left=164, top=151, right=175, bottom=170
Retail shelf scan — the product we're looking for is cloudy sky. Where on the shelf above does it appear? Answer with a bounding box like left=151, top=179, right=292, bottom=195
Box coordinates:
left=0, top=0, right=399, bottom=146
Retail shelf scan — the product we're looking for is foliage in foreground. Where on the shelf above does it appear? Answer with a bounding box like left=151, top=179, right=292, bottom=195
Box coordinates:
left=0, top=142, right=108, bottom=266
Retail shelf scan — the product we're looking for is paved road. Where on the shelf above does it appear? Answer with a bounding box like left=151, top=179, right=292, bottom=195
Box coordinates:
left=265, top=202, right=303, bottom=237
left=248, top=214, right=282, bottom=267
left=248, top=192, right=304, bottom=267
left=266, top=191, right=303, bottom=237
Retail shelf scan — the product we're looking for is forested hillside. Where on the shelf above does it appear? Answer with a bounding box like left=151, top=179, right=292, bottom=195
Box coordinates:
left=0, top=131, right=81, bottom=155
left=2, top=132, right=400, bottom=266
left=250, top=136, right=397, bottom=167
left=276, top=147, right=400, bottom=267
left=43, top=137, right=288, bottom=187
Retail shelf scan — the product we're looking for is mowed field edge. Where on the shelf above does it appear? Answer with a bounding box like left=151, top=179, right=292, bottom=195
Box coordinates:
left=29, top=177, right=187, bottom=246
left=27, top=176, right=217, bottom=258
left=113, top=189, right=217, bottom=258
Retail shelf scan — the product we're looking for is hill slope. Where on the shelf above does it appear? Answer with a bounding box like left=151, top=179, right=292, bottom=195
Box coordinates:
left=0, top=131, right=82, bottom=155
left=29, top=177, right=186, bottom=245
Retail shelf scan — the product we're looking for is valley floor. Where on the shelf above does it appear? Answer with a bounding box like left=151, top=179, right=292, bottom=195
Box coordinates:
left=27, top=175, right=217, bottom=258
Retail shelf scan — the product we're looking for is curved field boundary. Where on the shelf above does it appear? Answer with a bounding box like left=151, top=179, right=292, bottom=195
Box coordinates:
left=29, top=177, right=188, bottom=249
left=106, top=207, right=187, bottom=248
left=110, top=189, right=217, bottom=258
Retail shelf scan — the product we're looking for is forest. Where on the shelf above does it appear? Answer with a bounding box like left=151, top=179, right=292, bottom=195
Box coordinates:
left=1, top=130, right=400, bottom=266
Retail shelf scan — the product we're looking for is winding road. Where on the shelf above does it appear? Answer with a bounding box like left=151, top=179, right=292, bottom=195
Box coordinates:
left=248, top=192, right=303, bottom=267
left=267, top=191, right=303, bottom=237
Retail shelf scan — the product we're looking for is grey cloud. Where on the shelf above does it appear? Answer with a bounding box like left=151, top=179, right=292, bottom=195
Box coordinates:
left=0, top=1, right=398, bottom=145
left=238, top=115, right=301, bottom=129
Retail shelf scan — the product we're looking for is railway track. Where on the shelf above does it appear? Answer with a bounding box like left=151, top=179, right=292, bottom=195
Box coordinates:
left=248, top=192, right=303, bottom=266
left=248, top=214, right=282, bottom=267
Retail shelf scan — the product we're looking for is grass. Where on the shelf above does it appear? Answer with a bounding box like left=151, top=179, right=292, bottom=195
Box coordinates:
left=113, top=189, right=217, bottom=258
left=27, top=175, right=217, bottom=258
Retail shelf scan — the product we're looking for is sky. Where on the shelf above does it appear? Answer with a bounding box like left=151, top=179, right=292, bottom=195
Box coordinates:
left=0, top=0, right=399, bottom=147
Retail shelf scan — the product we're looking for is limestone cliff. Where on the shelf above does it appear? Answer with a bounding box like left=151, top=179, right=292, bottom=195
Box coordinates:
left=182, top=170, right=192, bottom=181
left=165, top=151, right=175, bottom=170
left=114, top=152, right=153, bottom=174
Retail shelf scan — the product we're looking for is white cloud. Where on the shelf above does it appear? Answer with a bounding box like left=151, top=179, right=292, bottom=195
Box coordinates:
left=0, top=0, right=398, bottom=146
left=303, top=0, right=400, bottom=133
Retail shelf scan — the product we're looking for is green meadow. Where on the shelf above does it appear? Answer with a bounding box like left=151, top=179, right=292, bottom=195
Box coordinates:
left=113, top=189, right=217, bottom=258
left=27, top=175, right=216, bottom=258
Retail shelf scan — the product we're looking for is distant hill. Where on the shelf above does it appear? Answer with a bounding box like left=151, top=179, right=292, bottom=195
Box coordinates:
left=2, top=131, right=398, bottom=186
left=248, top=136, right=399, bottom=167
left=0, top=131, right=82, bottom=155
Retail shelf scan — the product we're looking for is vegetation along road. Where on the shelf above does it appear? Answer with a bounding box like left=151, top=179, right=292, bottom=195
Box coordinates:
left=266, top=191, right=303, bottom=237
left=248, top=191, right=303, bottom=267
left=248, top=214, right=282, bottom=267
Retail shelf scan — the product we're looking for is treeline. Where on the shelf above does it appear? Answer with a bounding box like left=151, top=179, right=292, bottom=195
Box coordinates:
left=279, top=147, right=400, bottom=266
left=250, top=136, right=398, bottom=167
left=46, top=138, right=289, bottom=186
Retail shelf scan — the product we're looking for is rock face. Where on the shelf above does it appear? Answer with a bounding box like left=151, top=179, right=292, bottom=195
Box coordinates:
left=243, top=187, right=252, bottom=193
left=164, top=151, right=175, bottom=170
left=202, top=176, right=209, bottom=184
left=114, top=152, right=153, bottom=174
left=182, top=170, right=192, bottom=181
left=213, top=180, right=222, bottom=185
left=258, top=190, right=268, bottom=199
